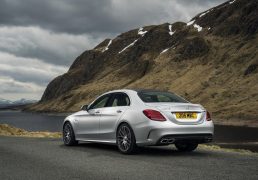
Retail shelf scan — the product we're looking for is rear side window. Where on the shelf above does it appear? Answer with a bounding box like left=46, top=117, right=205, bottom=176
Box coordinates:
left=110, top=93, right=130, bottom=107
left=138, top=91, right=188, bottom=103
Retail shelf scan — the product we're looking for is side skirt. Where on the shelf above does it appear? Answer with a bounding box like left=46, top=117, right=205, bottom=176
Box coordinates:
left=76, top=138, right=117, bottom=145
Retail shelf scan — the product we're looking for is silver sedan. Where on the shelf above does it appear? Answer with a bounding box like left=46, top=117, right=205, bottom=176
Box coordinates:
left=63, top=89, right=214, bottom=154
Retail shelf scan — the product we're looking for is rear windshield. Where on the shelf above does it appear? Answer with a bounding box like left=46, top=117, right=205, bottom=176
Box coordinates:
left=137, top=91, right=188, bottom=103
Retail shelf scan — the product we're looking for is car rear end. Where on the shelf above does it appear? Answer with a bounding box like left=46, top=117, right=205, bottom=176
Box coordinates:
left=144, top=103, right=214, bottom=145
left=133, top=90, right=214, bottom=146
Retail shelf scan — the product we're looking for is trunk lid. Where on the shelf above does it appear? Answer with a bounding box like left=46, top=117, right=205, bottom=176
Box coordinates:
left=145, top=103, right=206, bottom=124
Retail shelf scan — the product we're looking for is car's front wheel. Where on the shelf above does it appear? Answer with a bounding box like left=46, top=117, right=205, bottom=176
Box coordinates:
left=63, top=122, right=78, bottom=146
left=175, top=142, right=198, bottom=152
left=116, top=123, right=137, bottom=154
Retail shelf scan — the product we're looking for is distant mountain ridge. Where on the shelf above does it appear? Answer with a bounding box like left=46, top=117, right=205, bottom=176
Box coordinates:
left=0, top=98, right=37, bottom=108
left=28, top=0, right=258, bottom=125
left=0, top=98, right=13, bottom=106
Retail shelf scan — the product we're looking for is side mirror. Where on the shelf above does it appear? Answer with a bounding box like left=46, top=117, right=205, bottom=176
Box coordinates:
left=81, top=105, right=88, bottom=111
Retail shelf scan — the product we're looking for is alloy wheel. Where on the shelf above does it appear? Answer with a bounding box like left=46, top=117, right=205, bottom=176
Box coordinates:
left=117, top=125, right=132, bottom=152
left=63, top=124, right=72, bottom=144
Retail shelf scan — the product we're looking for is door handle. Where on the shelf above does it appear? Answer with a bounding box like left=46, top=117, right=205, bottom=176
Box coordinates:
left=117, top=110, right=122, bottom=113
left=95, top=110, right=100, bottom=114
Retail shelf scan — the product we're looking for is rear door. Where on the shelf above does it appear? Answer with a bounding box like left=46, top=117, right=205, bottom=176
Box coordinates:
left=99, top=92, right=130, bottom=141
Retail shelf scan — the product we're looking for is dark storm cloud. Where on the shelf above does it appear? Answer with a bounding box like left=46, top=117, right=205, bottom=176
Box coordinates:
left=0, top=0, right=227, bottom=100
left=0, top=0, right=225, bottom=35
left=0, top=0, right=114, bottom=34
left=0, top=26, right=106, bottom=66
left=0, top=52, right=67, bottom=85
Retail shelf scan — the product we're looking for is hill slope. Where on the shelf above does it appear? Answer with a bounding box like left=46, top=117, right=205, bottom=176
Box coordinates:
left=28, top=0, right=258, bottom=125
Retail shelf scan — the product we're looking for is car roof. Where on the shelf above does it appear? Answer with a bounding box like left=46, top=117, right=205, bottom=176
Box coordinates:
left=130, top=89, right=170, bottom=93
left=106, top=88, right=171, bottom=94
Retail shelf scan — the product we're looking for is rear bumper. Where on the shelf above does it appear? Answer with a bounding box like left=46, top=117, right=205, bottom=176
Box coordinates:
left=134, top=119, right=214, bottom=146
left=157, top=133, right=213, bottom=145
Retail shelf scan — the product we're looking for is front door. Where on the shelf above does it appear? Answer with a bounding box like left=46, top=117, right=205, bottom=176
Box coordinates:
left=76, top=94, right=111, bottom=140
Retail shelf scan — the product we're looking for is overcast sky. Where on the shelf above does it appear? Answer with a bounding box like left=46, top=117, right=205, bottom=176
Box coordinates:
left=0, top=0, right=226, bottom=101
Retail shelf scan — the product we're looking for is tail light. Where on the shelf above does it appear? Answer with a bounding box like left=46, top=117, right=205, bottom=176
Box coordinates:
left=206, top=111, right=211, bottom=121
left=143, top=109, right=166, bottom=121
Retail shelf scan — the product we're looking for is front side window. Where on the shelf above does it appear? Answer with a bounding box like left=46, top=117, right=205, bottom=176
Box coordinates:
left=138, top=91, right=188, bottom=103
left=88, top=94, right=110, bottom=109
left=110, top=93, right=130, bottom=107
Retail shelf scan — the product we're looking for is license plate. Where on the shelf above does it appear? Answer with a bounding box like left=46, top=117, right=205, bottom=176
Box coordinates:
left=175, top=112, right=197, bottom=119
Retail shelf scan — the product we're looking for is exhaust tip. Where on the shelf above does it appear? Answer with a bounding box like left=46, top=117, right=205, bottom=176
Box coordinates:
left=168, top=138, right=175, bottom=143
left=161, top=139, right=168, bottom=143
left=160, top=138, right=175, bottom=144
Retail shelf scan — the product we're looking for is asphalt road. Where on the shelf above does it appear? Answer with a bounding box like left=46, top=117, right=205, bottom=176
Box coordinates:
left=0, top=136, right=258, bottom=180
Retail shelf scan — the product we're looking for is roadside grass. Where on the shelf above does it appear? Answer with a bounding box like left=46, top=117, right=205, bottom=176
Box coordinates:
left=0, top=124, right=61, bottom=138
left=199, top=144, right=258, bottom=156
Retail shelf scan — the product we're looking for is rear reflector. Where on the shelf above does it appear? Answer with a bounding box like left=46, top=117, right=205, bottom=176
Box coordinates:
left=206, top=111, right=211, bottom=121
left=143, top=109, right=166, bottom=121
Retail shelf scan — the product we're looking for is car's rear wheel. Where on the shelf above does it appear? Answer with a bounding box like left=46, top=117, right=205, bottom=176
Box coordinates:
left=116, top=123, right=137, bottom=154
left=175, top=142, right=198, bottom=152
left=63, top=122, right=78, bottom=146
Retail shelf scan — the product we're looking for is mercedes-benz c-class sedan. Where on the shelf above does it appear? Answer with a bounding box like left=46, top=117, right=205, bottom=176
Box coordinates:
left=63, top=89, right=214, bottom=154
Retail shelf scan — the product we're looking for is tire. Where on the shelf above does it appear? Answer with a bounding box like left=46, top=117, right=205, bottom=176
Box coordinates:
left=116, top=123, right=137, bottom=154
left=175, top=142, right=198, bottom=152
left=63, top=122, right=78, bottom=146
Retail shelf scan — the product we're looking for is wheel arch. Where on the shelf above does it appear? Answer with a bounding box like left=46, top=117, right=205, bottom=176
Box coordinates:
left=115, top=120, right=134, bottom=136
left=63, top=119, right=72, bottom=129
left=63, top=118, right=78, bottom=139
left=115, top=120, right=138, bottom=145
left=63, top=119, right=76, bottom=134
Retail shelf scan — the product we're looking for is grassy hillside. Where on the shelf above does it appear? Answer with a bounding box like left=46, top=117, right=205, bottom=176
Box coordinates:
left=27, top=0, right=258, bottom=126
